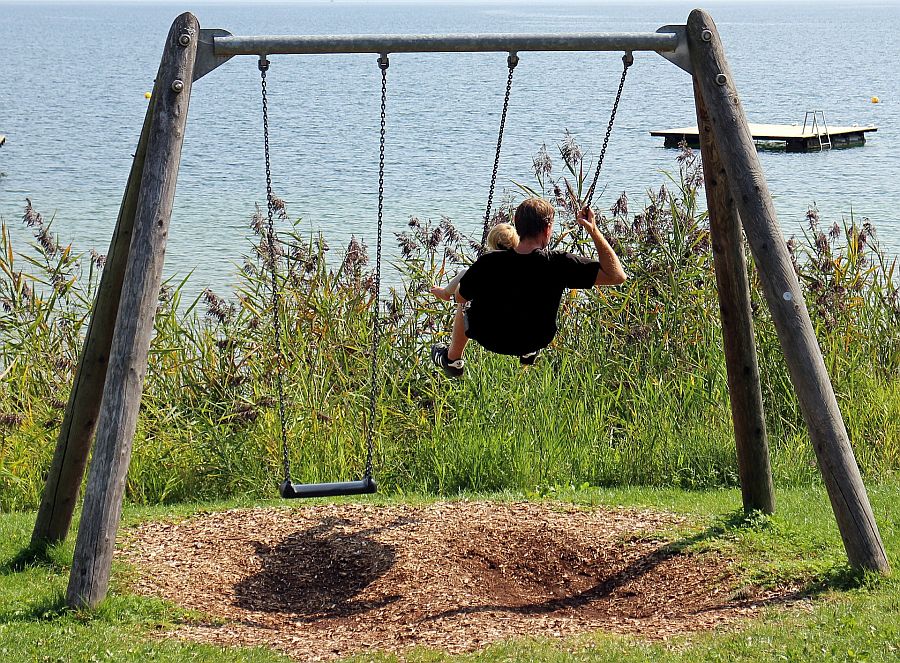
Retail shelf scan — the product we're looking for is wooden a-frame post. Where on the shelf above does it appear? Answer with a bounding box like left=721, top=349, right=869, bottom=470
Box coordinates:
left=687, top=8, right=888, bottom=573
left=693, top=74, right=775, bottom=516
left=30, top=71, right=156, bottom=550
left=65, top=12, right=199, bottom=609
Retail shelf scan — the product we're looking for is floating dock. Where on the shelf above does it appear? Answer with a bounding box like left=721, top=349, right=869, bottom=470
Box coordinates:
left=650, top=123, right=877, bottom=152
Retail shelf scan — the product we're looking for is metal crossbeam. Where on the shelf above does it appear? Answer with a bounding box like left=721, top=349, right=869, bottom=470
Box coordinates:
left=194, top=27, right=690, bottom=80
left=216, top=31, right=678, bottom=55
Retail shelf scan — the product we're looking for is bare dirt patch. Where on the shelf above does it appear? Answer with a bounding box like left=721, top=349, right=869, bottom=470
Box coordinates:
left=121, top=501, right=796, bottom=660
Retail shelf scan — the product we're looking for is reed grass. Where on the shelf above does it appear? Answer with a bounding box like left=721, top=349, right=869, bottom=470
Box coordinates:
left=1, top=142, right=898, bottom=510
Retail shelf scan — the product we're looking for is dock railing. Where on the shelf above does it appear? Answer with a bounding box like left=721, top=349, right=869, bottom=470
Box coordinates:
left=802, top=110, right=832, bottom=150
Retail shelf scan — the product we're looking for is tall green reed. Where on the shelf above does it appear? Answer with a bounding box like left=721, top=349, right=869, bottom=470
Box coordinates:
left=1, top=141, right=898, bottom=510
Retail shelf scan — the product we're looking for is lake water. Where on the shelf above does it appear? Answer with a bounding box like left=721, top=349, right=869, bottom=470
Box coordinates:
left=1, top=1, right=898, bottom=293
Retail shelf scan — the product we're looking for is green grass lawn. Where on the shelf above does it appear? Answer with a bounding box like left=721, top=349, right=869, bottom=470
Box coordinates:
left=2, top=483, right=899, bottom=662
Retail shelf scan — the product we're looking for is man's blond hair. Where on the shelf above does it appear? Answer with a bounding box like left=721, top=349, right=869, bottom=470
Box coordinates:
left=486, top=223, right=519, bottom=251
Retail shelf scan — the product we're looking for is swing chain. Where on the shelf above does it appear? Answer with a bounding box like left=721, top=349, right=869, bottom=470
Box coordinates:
left=584, top=51, right=633, bottom=210
left=258, top=57, right=292, bottom=484
left=481, top=53, right=519, bottom=251
left=364, top=54, right=389, bottom=479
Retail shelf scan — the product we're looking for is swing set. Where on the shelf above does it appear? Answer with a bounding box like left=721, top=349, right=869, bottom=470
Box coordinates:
left=26, top=10, right=888, bottom=611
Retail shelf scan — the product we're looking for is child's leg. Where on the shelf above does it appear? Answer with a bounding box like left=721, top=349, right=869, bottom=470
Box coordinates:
left=448, top=301, right=469, bottom=361
left=429, top=286, right=453, bottom=301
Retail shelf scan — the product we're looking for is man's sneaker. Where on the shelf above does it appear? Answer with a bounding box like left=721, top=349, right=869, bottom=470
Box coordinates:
left=519, top=350, right=541, bottom=366
left=430, top=344, right=464, bottom=378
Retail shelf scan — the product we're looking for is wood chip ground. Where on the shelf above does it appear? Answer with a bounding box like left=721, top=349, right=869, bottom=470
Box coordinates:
left=121, top=502, right=801, bottom=661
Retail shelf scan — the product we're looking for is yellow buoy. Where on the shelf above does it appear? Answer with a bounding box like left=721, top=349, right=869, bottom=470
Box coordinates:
left=144, top=91, right=152, bottom=99
left=871, top=96, right=880, bottom=103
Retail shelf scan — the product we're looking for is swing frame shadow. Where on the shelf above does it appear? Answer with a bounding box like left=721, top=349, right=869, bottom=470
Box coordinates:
left=27, top=11, right=888, bottom=611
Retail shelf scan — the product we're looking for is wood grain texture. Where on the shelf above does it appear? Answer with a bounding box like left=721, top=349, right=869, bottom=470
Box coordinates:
left=692, top=78, right=775, bottom=515
left=66, top=12, right=199, bottom=608
left=688, top=9, right=887, bottom=572
left=31, top=97, right=155, bottom=548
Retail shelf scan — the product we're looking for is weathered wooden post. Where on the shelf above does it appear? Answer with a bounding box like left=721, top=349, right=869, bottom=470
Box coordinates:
left=66, top=12, right=199, bottom=608
left=30, top=97, right=155, bottom=549
left=687, top=9, right=888, bottom=572
left=692, top=79, right=775, bottom=515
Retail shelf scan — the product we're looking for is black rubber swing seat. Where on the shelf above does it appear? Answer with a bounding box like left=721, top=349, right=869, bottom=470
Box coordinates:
left=279, top=476, right=377, bottom=499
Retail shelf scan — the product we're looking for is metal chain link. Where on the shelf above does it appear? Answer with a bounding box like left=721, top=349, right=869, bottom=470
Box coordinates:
left=258, top=57, right=292, bottom=484
left=363, top=55, right=389, bottom=479
left=481, top=53, right=518, bottom=252
left=584, top=52, right=633, bottom=210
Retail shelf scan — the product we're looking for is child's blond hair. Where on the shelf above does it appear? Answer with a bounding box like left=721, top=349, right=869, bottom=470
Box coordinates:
left=486, top=223, right=519, bottom=251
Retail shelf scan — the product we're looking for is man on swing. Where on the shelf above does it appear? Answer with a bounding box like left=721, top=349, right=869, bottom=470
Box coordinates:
left=431, top=197, right=627, bottom=377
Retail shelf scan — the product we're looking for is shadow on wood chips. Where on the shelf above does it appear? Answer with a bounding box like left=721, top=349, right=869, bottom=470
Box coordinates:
left=121, top=502, right=805, bottom=661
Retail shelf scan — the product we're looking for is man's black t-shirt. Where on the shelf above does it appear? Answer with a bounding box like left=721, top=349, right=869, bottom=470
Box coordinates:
left=457, top=248, right=601, bottom=356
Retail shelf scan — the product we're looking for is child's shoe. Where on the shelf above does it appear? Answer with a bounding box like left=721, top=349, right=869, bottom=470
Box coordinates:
left=430, top=344, right=464, bottom=378
left=519, top=350, right=541, bottom=366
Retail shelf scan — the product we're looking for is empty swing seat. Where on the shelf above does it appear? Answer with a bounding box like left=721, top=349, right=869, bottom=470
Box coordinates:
left=279, top=476, right=377, bottom=499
